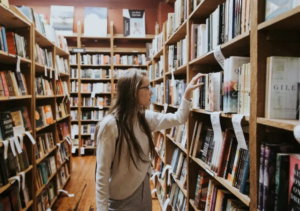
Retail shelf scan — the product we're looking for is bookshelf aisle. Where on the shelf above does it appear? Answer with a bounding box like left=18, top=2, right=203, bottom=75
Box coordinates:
left=148, top=0, right=300, bottom=211
left=66, top=22, right=154, bottom=156
left=0, top=4, right=71, bottom=211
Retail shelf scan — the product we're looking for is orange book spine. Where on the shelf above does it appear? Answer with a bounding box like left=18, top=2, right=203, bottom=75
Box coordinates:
left=43, top=106, right=53, bottom=124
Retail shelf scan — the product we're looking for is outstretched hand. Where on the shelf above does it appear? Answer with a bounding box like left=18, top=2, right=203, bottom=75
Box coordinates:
left=184, top=73, right=204, bottom=101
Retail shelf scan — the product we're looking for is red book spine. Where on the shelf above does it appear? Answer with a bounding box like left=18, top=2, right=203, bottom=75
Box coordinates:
left=5, top=32, right=16, bottom=55
left=0, top=72, right=9, bottom=96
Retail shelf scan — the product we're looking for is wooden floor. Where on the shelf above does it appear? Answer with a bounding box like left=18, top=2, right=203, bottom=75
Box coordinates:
left=53, top=155, right=161, bottom=211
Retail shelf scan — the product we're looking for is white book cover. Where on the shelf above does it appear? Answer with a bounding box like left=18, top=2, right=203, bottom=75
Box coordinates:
left=84, top=7, right=107, bottom=37
left=50, top=6, right=74, bottom=36
left=265, top=57, right=300, bottom=119
left=123, top=9, right=145, bottom=38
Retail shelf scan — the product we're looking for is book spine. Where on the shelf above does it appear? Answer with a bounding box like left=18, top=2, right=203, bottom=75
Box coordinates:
left=0, top=72, right=9, bottom=96
left=239, top=152, right=250, bottom=193
left=258, top=143, right=265, bottom=210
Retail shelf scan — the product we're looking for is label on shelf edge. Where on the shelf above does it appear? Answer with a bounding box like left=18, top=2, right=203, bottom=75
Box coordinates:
left=232, top=114, right=248, bottom=150
left=213, top=45, right=225, bottom=70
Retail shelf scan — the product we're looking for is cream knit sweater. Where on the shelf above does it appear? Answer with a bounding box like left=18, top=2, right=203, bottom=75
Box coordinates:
left=96, top=99, right=191, bottom=211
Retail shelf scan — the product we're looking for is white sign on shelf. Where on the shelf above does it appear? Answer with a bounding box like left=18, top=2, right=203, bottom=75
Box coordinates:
left=211, top=112, right=223, bottom=145
left=45, top=66, right=48, bottom=76
left=294, top=125, right=300, bottom=144
left=24, top=132, right=36, bottom=145
left=232, top=114, right=248, bottom=150
left=16, top=56, right=21, bottom=72
left=58, top=189, right=74, bottom=197
left=50, top=69, right=53, bottom=78
left=81, top=147, right=85, bottom=155
left=2, top=140, right=9, bottom=159
left=213, top=45, right=225, bottom=70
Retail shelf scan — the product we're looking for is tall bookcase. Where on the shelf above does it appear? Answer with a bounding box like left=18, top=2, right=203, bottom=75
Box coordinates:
left=0, top=4, right=72, bottom=211
left=148, top=0, right=300, bottom=211
left=65, top=21, right=154, bottom=156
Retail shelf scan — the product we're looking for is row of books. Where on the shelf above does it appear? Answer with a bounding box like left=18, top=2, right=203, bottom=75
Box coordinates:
left=169, top=123, right=188, bottom=150
left=113, top=54, right=147, bottom=66
left=71, top=81, right=78, bottom=93
left=36, top=106, right=54, bottom=128
left=57, top=163, right=70, bottom=189
left=71, top=110, right=78, bottom=121
left=0, top=140, right=30, bottom=186
left=81, top=110, right=107, bottom=121
left=0, top=107, right=32, bottom=141
left=36, top=156, right=57, bottom=190
left=71, top=69, right=78, bottom=79
left=168, top=181, right=187, bottom=211
left=16, top=6, right=69, bottom=53
left=170, top=149, right=188, bottom=185
left=0, top=70, right=28, bottom=97
left=195, top=174, right=249, bottom=210
left=56, top=102, right=69, bottom=120
left=82, top=138, right=95, bottom=147
left=155, top=55, right=164, bottom=79
left=155, top=133, right=165, bottom=159
left=35, top=76, right=53, bottom=96
left=36, top=132, right=55, bottom=160
left=81, top=124, right=96, bottom=135
left=81, top=82, right=111, bottom=93
left=257, top=143, right=300, bottom=211
left=81, top=96, right=111, bottom=107
left=0, top=182, right=30, bottom=210
left=151, top=31, right=163, bottom=58
left=169, top=37, right=187, bottom=70
left=81, top=54, right=110, bottom=65
left=151, top=82, right=164, bottom=105
left=0, top=28, right=28, bottom=58
left=56, top=79, right=69, bottom=95
left=81, top=69, right=111, bottom=79
left=36, top=181, right=56, bottom=211
left=166, top=0, right=188, bottom=38
left=35, top=44, right=54, bottom=68
left=56, top=141, right=70, bottom=167
left=166, top=79, right=187, bottom=106
left=70, top=54, right=77, bottom=65
left=57, top=122, right=70, bottom=141
left=71, top=124, right=79, bottom=140
left=190, top=122, right=250, bottom=194
left=70, top=97, right=78, bottom=107
left=56, top=56, right=69, bottom=74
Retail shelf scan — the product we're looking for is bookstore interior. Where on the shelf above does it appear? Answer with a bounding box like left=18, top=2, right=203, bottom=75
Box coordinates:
left=0, top=0, right=300, bottom=210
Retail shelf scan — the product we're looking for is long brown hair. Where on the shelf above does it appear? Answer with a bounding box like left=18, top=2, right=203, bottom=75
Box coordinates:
left=108, top=69, right=154, bottom=169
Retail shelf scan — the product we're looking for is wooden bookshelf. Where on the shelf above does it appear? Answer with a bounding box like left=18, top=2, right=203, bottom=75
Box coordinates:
left=65, top=21, right=154, bottom=156
left=0, top=5, right=73, bottom=211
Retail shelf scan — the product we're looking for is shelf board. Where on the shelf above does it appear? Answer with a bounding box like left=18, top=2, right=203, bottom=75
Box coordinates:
left=257, top=118, right=299, bottom=131
left=0, top=4, right=30, bottom=28
left=57, top=156, right=70, bottom=170
left=258, top=6, right=300, bottom=31
left=189, top=0, right=225, bottom=19
left=59, top=72, right=70, bottom=77
left=166, top=20, right=187, bottom=45
left=152, top=76, right=164, bottom=83
left=155, top=149, right=165, bottom=164
left=55, top=46, right=69, bottom=56
left=81, top=64, right=111, bottom=67
left=81, top=134, right=92, bottom=136
left=113, top=34, right=155, bottom=40
left=81, top=106, right=110, bottom=109
left=0, top=50, right=32, bottom=64
left=58, top=175, right=71, bottom=191
left=84, top=47, right=111, bottom=53
left=0, top=183, right=10, bottom=194
left=192, top=109, right=250, bottom=121
left=152, top=102, right=164, bottom=107
left=70, top=64, right=78, bottom=66
left=70, top=78, right=78, bottom=80
left=190, top=156, right=250, bottom=206
left=22, top=200, right=33, bottom=211
left=81, top=92, right=111, bottom=95
left=113, top=65, right=147, bottom=68
left=168, top=104, right=179, bottom=109
left=189, top=199, right=201, bottom=211
left=172, top=173, right=187, bottom=197
left=113, top=48, right=146, bottom=53
left=153, top=48, right=164, bottom=59
left=70, top=92, right=78, bottom=94
left=56, top=115, right=70, bottom=122
left=165, top=64, right=187, bottom=76
left=36, top=147, right=57, bottom=164
left=166, top=134, right=187, bottom=154
left=81, top=35, right=111, bottom=40
left=36, top=121, right=56, bottom=132
left=49, top=196, right=58, bottom=208
left=36, top=95, right=55, bottom=99
left=81, top=78, right=112, bottom=81
left=0, top=95, right=32, bottom=101
left=189, top=32, right=250, bottom=65
left=35, top=29, right=54, bottom=47
left=84, top=146, right=96, bottom=149
left=166, top=0, right=176, bottom=3
left=81, top=120, right=100, bottom=122
left=35, top=63, right=54, bottom=73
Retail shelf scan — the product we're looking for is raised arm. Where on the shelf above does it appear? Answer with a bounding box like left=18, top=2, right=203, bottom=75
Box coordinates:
left=146, top=73, right=204, bottom=132
left=95, top=116, right=118, bottom=211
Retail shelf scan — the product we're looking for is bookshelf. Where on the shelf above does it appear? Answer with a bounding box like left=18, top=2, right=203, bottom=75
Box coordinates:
left=147, top=0, right=300, bottom=211
left=66, top=22, right=154, bottom=156
left=0, top=4, right=72, bottom=211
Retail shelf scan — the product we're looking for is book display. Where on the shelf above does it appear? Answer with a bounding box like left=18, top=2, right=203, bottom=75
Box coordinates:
left=66, top=21, right=154, bottom=155
left=0, top=4, right=71, bottom=211
left=148, top=0, right=300, bottom=210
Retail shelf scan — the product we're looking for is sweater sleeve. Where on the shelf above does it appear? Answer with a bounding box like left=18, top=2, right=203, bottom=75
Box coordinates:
left=96, top=117, right=118, bottom=211
left=145, top=98, right=191, bottom=132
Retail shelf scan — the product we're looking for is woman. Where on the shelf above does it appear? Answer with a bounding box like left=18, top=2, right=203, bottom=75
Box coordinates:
left=95, top=69, right=203, bottom=211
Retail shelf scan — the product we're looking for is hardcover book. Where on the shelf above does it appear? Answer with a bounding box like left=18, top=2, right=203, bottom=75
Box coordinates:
left=50, top=6, right=74, bottom=36
left=289, top=154, right=300, bottom=211
left=123, top=9, right=146, bottom=38
left=84, top=7, right=107, bottom=37
left=265, top=0, right=300, bottom=21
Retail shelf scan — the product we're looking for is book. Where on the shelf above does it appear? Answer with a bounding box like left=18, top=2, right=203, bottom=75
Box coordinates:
left=265, top=57, right=300, bottom=119
left=0, top=112, right=14, bottom=140
left=84, top=7, right=107, bottom=37
left=50, top=6, right=74, bottom=36
left=36, top=106, right=45, bottom=128
left=265, top=0, right=300, bottom=21
left=123, top=9, right=146, bottom=38
left=43, top=105, right=53, bottom=124
left=289, top=154, right=300, bottom=211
